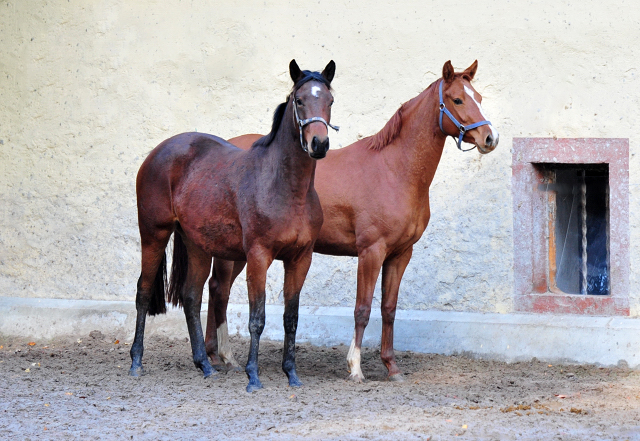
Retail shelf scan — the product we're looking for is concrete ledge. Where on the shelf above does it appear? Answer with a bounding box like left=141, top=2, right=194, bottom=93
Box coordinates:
left=1, top=297, right=639, bottom=368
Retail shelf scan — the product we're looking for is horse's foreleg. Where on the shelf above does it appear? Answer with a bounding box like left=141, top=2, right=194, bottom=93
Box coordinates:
left=281, top=252, right=313, bottom=387
left=347, top=242, right=386, bottom=382
left=180, top=243, right=216, bottom=379
left=130, top=235, right=171, bottom=377
left=380, top=246, right=413, bottom=381
left=205, top=259, right=245, bottom=370
left=245, top=248, right=273, bottom=393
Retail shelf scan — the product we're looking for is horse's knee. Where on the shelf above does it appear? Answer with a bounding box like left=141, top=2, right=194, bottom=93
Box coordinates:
left=354, top=305, right=371, bottom=327
left=248, top=315, right=265, bottom=335
left=381, top=305, right=396, bottom=324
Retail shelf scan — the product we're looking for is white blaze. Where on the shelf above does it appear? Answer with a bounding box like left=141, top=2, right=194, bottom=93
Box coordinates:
left=464, top=85, right=498, bottom=140
left=311, top=86, right=321, bottom=97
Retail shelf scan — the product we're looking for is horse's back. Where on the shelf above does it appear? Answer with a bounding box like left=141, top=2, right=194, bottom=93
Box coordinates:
left=136, top=132, right=242, bottom=228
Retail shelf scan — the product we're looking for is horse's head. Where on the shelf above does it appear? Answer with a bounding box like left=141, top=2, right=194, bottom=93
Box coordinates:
left=289, top=59, right=338, bottom=159
left=439, top=60, right=499, bottom=154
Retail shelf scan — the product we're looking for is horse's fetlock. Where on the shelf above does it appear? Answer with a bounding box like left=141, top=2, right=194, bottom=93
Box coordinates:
left=282, top=359, right=296, bottom=373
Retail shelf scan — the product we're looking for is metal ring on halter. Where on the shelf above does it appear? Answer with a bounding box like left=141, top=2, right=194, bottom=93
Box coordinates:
left=438, top=80, right=491, bottom=152
left=293, top=99, right=339, bottom=153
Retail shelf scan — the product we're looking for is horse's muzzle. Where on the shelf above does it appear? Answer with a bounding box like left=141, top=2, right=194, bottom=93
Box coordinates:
left=309, top=136, right=330, bottom=159
left=478, top=131, right=499, bottom=154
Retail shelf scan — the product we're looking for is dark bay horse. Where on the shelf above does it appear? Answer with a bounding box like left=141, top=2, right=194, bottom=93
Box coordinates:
left=206, top=60, right=499, bottom=382
left=130, top=60, right=337, bottom=392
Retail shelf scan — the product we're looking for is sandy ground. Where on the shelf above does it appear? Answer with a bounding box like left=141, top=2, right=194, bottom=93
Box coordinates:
left=2, top=331, right=640, bottom=440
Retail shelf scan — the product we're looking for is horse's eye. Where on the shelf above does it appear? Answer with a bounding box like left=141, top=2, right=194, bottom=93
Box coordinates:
left=296, top=98, right=303, bottom=106
left=329, top=101, right=334, bottom=107
left=453, top=98, right=463, bottom=105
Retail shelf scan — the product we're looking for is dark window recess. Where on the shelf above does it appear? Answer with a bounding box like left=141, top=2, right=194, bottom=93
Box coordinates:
left=539, top=164, right=609, bottom=295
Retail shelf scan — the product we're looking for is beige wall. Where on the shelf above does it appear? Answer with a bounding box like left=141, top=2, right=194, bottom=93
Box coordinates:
left=1, top=1, right=639, bottom=314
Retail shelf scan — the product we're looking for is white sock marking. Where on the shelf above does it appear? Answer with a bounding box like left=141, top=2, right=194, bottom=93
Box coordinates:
left=346, top=332, right=364, bottom=380
left=217, top=322, right=240, bottom=367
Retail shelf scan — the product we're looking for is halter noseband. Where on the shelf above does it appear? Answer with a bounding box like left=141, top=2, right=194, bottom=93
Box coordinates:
left=293, top=97, right=339, bottom=153
left=438, top=80, right=491, bottom=152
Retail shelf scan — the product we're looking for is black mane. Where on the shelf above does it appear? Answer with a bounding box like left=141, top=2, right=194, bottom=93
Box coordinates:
left=252, top=71, right=332, bottom=149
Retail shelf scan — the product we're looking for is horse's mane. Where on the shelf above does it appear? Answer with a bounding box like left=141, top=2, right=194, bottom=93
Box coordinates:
left=252, top=70, right=333, bottom=149
left=364, top=104, right=405, bottom=151
left=365, top=77, right=455, bottom=151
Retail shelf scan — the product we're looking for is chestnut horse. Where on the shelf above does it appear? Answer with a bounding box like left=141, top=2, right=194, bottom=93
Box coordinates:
left=130, top=60, right=337, bottom=392
left=206, top=60, right=499, bottom=382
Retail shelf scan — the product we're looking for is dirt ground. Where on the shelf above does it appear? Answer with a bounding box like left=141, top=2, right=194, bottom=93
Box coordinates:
left=2, top=332, right=640, bottom=441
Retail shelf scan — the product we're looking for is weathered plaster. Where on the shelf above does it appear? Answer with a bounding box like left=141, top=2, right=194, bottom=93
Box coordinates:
left=1, top=1, right=639, bottom=317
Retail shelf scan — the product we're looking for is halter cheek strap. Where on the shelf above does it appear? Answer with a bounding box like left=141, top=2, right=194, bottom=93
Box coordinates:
left=293, top=100, right=340, bottom=153
left=438, top=80, right=491, bottom=152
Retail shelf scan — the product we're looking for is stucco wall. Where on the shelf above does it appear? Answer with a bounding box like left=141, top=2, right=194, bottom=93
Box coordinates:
left=1, top=1, right=639, bottom=315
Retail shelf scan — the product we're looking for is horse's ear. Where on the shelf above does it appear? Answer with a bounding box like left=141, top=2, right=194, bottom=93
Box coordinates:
left=289, top=59, right=303, bottom=83
left=321, top=60, right=336, bottom=84
left=464, top=60, right=478, bottom=81
left=442, top=60, right=455, bottom=83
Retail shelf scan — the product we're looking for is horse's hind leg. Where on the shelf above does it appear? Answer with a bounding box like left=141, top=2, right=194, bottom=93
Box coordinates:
left=380, top=246, right=413, bottom=382
left=281, top=251, right=313, bottom=388
left=179, top=239, right=216, bottom=378
left=129, top=229, right=172, bottom=377
left=205, top=259, right=245, bottom=371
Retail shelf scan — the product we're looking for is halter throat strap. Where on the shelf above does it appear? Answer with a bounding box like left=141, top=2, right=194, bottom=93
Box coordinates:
left=438, top=80, right=491, bottom=152
left=293, top=99, right=339, bottom=153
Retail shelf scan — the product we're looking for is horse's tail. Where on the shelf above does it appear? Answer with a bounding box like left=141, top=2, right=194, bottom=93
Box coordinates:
left=167, top=233, right=188, bottom=308
left=147, top=251, right=168, bottom=316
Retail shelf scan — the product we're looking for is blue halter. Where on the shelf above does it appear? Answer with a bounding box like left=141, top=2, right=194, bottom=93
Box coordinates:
left=438, top=80, right=492, bottom=152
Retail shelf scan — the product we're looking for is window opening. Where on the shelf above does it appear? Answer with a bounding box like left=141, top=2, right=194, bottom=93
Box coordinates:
left=539, top=164, right=609, bottom=296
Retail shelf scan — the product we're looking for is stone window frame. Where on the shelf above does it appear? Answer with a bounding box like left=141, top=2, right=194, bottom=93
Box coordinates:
left=512, top=138, right=629, bottom=315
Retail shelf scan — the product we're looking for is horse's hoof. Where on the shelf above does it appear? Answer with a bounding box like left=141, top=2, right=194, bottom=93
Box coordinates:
left=228, top=363, right=244, bottom=374
left=246, top=380, right=263, bottom=393
left=203, top=369, right=219, bottom=380
left=388, top=373, right=405, bottom=382
left=288, top=375, right=303, bottom=388
left=129, top=366, right=143, bottom=377
left=202, top=364, right=218, bottom=379
left=347, top=373, right=365, bottom=383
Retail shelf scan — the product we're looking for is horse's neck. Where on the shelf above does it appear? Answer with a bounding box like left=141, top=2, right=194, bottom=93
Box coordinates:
left=263, top=104, right=317, bottom=199
left=387, top=85, right=447, bottom=196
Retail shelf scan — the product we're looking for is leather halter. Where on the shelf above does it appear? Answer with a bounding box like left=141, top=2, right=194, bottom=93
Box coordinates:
left=438, top=80, right=491, bottom=152
left=293, top=97, right=339, bottom=153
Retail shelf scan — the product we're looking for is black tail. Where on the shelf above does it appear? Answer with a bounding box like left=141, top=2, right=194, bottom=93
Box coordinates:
left=147, top=251, right=167, bottom=316
left=167, top=233, right=188, bottom=307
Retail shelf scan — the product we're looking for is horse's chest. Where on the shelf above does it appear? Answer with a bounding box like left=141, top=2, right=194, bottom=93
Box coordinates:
left=256, top=205, right=320, bottom=252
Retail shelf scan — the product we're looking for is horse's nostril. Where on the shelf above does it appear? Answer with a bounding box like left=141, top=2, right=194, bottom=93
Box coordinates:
left=312, top=136, right=330, bottom=153
left=486, top=135, right=493, bottom=146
